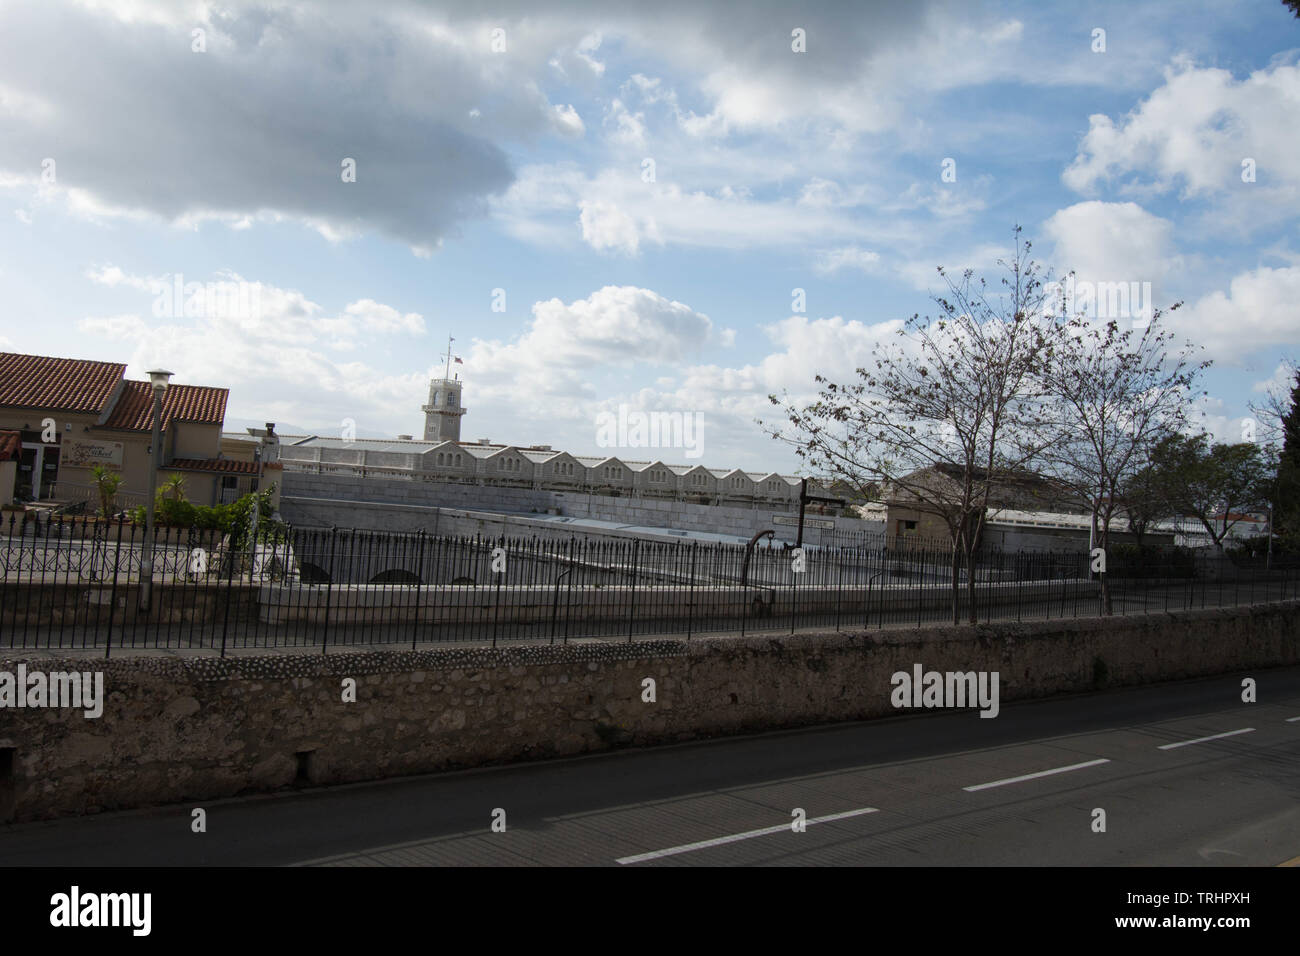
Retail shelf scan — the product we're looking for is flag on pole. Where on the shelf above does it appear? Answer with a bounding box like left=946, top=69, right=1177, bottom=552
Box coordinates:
left=454, top=356, right=463, bottom=364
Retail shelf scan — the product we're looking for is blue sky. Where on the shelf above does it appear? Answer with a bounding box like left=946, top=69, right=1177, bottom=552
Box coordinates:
left=1, top=0, right=1298, bottom=472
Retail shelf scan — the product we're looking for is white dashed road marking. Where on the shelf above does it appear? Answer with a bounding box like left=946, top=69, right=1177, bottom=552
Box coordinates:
left=616, top=807, right=879, bottom=864
left=962, top=758, right=1111, bottom=792
left=1157, top=728, right=1255, bottom=750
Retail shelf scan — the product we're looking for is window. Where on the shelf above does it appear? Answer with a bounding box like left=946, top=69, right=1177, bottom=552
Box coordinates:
left=896, top=519, right=917, bottom=535
left=454, top=454, right=461, bottom=466
left=437, top=453, right=444, bottom=465
left=447, top=392, right=457, bottom=407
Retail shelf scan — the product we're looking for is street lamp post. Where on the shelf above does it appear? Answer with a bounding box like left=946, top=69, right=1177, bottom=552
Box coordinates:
left=138, top=369, right=173, bottom=613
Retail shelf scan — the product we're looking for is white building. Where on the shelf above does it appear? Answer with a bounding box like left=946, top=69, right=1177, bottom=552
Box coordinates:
left=271, top=368, right=819, bottom=510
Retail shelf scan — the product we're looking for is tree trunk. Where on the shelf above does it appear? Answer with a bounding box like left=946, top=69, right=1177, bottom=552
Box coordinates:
left=965, top=544, right=978, bottom=625
left=950, top=546, right=960, bottom=625
left=1099, top=527, right=1113, bottom=616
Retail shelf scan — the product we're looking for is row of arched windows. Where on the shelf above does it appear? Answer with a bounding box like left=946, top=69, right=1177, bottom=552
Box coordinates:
left=412, top=450, right=795, bottom=497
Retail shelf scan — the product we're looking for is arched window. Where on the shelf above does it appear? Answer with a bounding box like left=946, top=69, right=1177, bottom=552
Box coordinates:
left=433, top=391, right=440, bottom=405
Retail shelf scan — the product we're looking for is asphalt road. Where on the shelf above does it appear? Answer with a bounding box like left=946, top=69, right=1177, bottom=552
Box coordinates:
left=2, top=666, right=1298, bottom=867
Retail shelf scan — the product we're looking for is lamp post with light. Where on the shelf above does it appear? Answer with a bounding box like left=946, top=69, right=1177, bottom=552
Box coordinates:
left=138, top=368, right=173, bottom=613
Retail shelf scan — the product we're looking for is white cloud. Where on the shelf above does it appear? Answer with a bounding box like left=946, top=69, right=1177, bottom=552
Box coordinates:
left=1063, top=57, right=1300, bottom=229
left=578, top=200, right=642, bottom=255
left=1175, top=264, right=1300, bottom=363
left=550, top=103, right=585, bottom=137
left=342, top=299, right=425, bottom=335
left=605, top=99, right=647, bottom=147
left=1042, top=200, right=1178, bottom=291
left=1252, top=361, right=1297, bottom=395
left=0, top=2, right=605, bottom=251
left=501, top=164, right=886, bottom=255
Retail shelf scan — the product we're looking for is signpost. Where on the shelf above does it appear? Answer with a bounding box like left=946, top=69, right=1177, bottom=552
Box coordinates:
left=795, top=477, right=847, bottom=548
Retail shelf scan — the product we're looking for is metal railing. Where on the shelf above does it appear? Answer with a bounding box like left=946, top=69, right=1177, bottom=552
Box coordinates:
left=1, top=511, right=1295, bottom=657
left=47, top=481, right=151, bottom=514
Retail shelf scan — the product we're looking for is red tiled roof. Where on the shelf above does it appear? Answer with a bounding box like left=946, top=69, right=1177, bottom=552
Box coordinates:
left=0, top=352, right=125, bottom=413
left=0, top=429, right=20, bottom=461
left=100, top=380, right=228, bottom=432
left=166, top=458, right=260, bottom=475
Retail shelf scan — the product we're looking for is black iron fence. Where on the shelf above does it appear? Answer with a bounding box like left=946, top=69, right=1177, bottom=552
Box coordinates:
left=2, top=512, right=1297, bottom=657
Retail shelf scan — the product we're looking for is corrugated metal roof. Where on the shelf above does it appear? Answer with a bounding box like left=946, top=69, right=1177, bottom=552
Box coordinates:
left=276, top=433, right=804, bottom=481
left=519, top=449, right=560, bottom=463
left=280, top=436, right=436, bottom=454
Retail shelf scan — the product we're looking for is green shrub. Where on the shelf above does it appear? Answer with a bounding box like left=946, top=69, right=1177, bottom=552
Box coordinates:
left=129, top=486, right=279, bottom=542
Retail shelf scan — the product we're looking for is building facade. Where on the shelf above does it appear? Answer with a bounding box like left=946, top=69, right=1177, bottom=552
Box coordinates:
left=279, top=367, right=822, bottom=511
left=0, top=351, right=262, bottom=511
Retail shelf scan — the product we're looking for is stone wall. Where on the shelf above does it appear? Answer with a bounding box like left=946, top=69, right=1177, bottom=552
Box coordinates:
left=279, top=472, right=880, bottom=544
left=3, top=600, right=1296, bottom=822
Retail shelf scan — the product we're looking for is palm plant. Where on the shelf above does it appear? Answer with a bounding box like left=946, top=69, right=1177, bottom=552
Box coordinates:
left=90, top=465, right=124, bottom=518
left=160, top=472, right=187, bottom=502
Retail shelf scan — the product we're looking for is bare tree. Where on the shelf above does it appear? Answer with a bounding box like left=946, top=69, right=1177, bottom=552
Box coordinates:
left=1247, top=357, right=1298, bottom=565
left=763, top=229, right=1056, bottom=624
left=1038, top=310, right=1208, bottom=614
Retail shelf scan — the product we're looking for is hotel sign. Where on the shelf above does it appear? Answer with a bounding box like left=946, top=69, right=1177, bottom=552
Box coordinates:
left=773, top=515, right=835, bottom=530
left=64, top=438, right=124, bottom=468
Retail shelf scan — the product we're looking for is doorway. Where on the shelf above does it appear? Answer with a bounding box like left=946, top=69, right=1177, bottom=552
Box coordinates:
left=17, top=443, right=60, bottom=500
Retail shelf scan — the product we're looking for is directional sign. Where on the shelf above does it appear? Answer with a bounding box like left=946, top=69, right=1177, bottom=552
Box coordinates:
left=773, top=515, right=834, bottom=530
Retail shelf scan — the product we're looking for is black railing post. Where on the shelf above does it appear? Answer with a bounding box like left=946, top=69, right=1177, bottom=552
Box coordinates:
left=412, top=529, right=426, bottom=651
left=627, top=538, right=640, bottom=642
left=321, top=527, right=338, bottom=655
left=687, top=542, right=697, bottom=640
left=104, top=515, right=125, bottom=660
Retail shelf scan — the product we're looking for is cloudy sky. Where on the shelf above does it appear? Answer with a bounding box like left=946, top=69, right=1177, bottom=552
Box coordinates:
left=1, top=0, right=1298, bottom=471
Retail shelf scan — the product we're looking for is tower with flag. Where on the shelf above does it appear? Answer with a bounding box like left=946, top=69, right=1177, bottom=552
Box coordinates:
left=421, top=335, right=467, bottom=443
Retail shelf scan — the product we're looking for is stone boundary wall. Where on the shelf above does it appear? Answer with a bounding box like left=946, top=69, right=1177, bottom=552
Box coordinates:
left=2, top=601, right=1296, bottom=822
left=279, top=472, right=880, bottom=543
